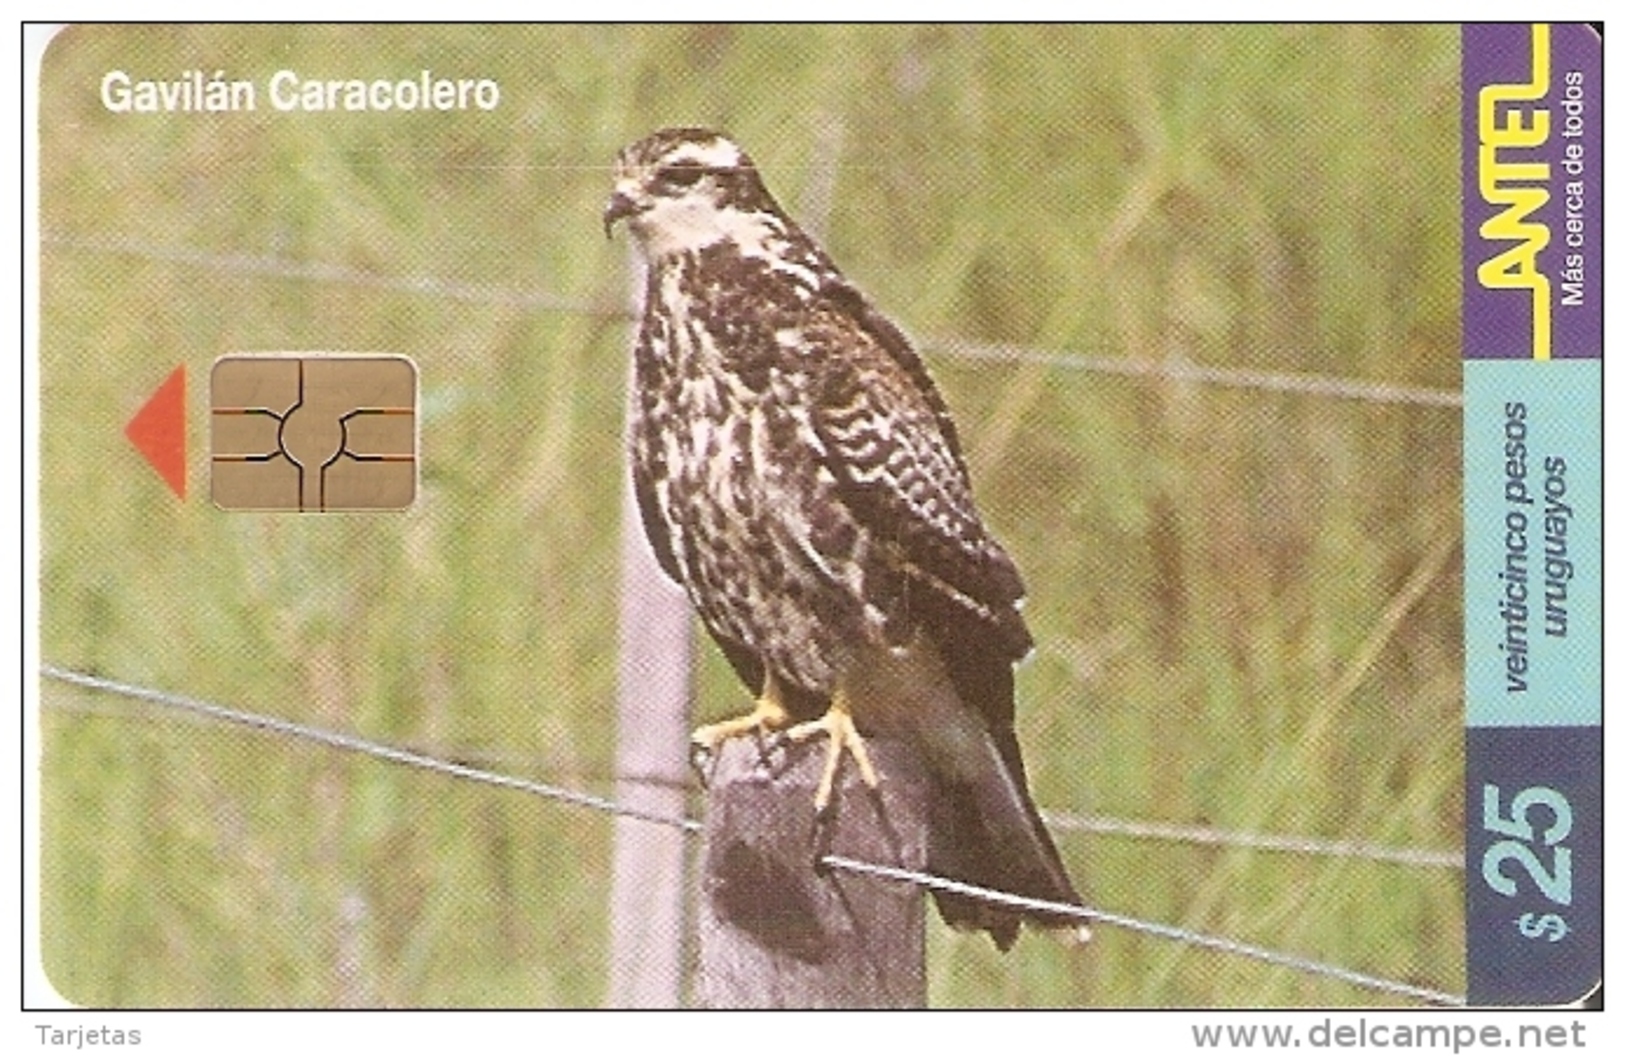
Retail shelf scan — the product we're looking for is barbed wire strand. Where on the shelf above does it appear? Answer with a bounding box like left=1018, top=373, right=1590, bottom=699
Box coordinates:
left=819, top=856, right=1464, bottom=1007
left=38, top=690, right=1462, bottom=870
left=39, top=691, right=688, bottom=789
left=40, top=664, right=1464, bottom=1007
left=930, top=340, right=1464, bottom=408
left=1041, top=811, right=1462, bottom=870
left=39, top=665, right=700, bottom=835
left=42, top=233, right=623, bottom=316
left=42, top=233, right=1461, bottom=409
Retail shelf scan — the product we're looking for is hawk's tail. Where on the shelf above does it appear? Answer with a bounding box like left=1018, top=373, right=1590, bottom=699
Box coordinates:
left=845, top=640, right=1086, bottom=950
left=927, top=720, right=1088, bottom=950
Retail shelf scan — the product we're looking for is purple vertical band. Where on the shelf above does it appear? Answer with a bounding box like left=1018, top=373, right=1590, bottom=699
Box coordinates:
left=1463, top=24, right=1601, bottom=360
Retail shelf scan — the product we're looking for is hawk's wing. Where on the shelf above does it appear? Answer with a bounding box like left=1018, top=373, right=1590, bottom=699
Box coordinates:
left=810, top=287, right=1078, bottom=948
left=807, top=285, right=1033, bottom=663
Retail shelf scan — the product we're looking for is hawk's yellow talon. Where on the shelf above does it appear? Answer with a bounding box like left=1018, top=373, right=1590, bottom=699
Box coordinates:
left=690, top=672, right=791, bottom=755
left=784, top=690, right=879, bottom=813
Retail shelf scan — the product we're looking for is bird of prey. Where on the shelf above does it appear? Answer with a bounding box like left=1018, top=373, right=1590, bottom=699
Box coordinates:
left=604, top=127, right=1083, bottom=948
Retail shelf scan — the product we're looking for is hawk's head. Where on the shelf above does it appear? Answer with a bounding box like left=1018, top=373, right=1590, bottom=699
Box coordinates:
left=604, top=127, right=785, bottom=259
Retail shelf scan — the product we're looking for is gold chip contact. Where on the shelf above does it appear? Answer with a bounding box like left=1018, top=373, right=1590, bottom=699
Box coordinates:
left=210, top=354, right=417, bottom=512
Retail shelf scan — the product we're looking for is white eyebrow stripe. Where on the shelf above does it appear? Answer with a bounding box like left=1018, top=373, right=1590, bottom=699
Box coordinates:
left=666, top=139, right=743, bottom=168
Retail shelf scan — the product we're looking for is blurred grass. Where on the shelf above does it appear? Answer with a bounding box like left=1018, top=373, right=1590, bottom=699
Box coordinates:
left=39, top=24, right=1462, bottom=1007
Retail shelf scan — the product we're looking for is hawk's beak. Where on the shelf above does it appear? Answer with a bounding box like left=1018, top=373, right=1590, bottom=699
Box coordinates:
left=603, top=191, right=642, bottom=239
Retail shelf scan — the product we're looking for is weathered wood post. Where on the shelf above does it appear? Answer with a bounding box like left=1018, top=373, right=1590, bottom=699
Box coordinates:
left=695, top=737, right=929, bottom=1008
left=608, top=248, right=692, bottom=1009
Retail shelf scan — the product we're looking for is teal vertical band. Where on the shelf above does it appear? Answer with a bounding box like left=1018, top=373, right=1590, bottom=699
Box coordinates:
left=1463, top=359, right=1600, bottom=727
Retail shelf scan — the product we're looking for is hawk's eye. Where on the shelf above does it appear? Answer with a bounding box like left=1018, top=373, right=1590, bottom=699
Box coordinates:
left=658, top=162, right=708, bottom=189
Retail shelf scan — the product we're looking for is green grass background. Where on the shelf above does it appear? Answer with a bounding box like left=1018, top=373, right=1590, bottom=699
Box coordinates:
left=39, top=24, right=1463, bottom=1007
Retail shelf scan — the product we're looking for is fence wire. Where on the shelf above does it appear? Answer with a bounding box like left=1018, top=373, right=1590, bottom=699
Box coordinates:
left=40, top=663, right=1466, bottom=1007
left=40, top=664, right=699, bottom=836
left=1042, top=811, right=1462, bottom=870
left=819, top=856, right=1464, bottom=1007
left=42, top=233, right=1462, bottom=410
left=41, top=686, right=1461, bottom=872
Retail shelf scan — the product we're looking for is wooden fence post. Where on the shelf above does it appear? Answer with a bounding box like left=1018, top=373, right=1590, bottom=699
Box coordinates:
left=695, top=737, right=928, bottom=1008
left=607, top=252, right=693, bottom=1009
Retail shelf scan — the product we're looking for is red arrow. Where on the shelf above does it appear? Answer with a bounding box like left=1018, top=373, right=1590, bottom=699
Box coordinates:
left=125, top=365, right=187, bottom=499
